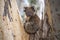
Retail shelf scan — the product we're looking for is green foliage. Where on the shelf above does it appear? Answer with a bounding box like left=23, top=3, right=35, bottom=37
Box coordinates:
left=29, top=0, right=36, bottom=4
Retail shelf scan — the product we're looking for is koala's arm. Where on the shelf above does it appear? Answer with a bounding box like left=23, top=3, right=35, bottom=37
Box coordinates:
left=24, top=22, right=39, bottom=34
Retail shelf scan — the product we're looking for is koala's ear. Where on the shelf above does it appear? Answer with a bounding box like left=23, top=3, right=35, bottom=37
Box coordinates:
left=31, top=6, right=35, bottom=12
left=24, top=7, right=27, bottom=9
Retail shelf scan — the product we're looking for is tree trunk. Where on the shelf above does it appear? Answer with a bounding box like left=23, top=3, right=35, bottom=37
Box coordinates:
left=0, top=0, right=29, bottom=40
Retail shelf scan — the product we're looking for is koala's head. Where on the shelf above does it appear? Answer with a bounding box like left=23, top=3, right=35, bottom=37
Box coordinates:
left=24, top=6, right=35, bottom=17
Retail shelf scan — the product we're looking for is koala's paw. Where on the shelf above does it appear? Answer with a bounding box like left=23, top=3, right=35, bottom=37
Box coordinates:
left=24, top=22, right=39, bottom=34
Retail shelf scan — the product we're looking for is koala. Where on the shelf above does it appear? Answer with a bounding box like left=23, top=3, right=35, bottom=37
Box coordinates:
left=24, top=6, right=41, bottom=40
left=24, top=6, right=40, bottom=34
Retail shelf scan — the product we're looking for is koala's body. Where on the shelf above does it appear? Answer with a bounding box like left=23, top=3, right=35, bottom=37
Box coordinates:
left=24, top=6, right=40, bottom=40
left=24, top=6, right=40, bottom=34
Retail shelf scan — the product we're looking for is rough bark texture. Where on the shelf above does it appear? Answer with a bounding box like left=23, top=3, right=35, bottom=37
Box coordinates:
left=0, top=0, right=29, bottom=40
left=49, top=0, right=60, bottom=40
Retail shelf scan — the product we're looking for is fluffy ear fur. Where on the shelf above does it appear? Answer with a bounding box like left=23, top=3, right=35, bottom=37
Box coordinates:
left=24, top=7, right=27, bottom=9
left=24, top=7, right=27, bottom=12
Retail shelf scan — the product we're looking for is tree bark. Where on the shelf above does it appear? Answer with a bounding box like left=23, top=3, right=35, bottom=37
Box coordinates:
left=0, top=0, right=29, bottom=40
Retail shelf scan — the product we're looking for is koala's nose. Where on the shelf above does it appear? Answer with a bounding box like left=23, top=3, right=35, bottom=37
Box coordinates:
left=26, top=11, right=34, bottom=16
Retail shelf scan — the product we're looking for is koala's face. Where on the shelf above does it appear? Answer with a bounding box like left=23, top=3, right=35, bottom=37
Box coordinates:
left=24, top=7, right=35, bottom=17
